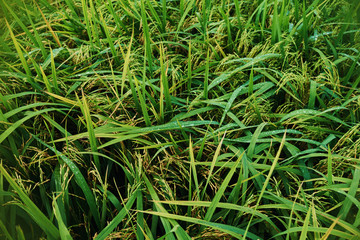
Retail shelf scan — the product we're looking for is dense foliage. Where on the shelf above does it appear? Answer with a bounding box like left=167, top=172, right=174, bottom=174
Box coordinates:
left=1, top=0, right=360, bottom=239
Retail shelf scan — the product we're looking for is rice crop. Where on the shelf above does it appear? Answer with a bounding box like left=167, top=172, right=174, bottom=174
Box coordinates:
left=0, top=0, right=360, bottom=239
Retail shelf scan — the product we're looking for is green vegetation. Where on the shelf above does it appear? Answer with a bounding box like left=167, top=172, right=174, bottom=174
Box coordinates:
left=1, top=0, right=360, bottom=239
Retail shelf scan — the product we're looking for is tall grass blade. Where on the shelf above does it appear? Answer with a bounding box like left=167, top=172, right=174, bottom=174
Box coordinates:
left=0, top=164, right=60, bottom=240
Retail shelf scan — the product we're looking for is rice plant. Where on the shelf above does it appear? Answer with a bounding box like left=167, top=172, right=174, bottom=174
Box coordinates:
left=0, top=0, right=360, bottom=239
